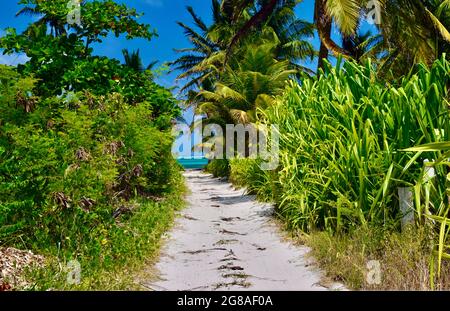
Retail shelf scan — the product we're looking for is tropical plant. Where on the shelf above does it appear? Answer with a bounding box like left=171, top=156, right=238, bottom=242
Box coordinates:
left=374, top=0, right=450, bottom=76
left=169, top=1, right=230, bottom=95
left=171, top=0, right=315, bottom=96
left=197, top=30, right=295, bottom=125
left=230, top=56, right=450, bottom=232
left=16, top=0, right=69, bottom=37
left=0, top=76, right=180, bottom=268
left=1, top=0, right=157, bottom=98
left=223, top=0, right=450, bottom=73
left=122, top=49, right=158, bottom=73
left=221, top=0, right=358, bottom=69
left=342, top=30, right=382, bottom=63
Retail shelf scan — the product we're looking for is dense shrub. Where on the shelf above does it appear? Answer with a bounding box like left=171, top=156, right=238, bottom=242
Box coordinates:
left=230, top=57, right=450, bottom=232
left=205, top=159, right=230, bottom=178
left=229, top=158, right=277, bottom=202
left=0, top=66, right=181, bottom=263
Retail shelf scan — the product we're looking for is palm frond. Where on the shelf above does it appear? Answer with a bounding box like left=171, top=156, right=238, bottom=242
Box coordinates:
left=426, top=8, right=450, bottom=43
left=324, top=0, right=360, bottom=35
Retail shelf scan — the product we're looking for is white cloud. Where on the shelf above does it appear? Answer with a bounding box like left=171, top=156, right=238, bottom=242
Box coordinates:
left=144, top=0, right=163, bottom=7
left=0, top=53, right=30, bottom=66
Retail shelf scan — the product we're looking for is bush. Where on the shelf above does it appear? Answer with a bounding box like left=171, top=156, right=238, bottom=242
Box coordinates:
left=229, top=57, right=450, bottom=232
left=0, top=68, right=181, bottom=267
left=229, top=158, right=277, bottom=202
left=205, top=159, right=230, bottom=177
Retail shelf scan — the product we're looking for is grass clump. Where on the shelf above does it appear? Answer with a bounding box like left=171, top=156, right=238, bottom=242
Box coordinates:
left=205, top=159, right=230, bottom=178
left=307, top=225, right=450, bottom=290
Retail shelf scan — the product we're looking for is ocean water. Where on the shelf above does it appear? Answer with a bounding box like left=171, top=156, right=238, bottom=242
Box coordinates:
left=177, top=158, right=209, bottom=169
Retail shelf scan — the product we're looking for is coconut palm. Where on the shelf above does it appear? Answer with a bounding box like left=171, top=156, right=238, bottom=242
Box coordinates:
left=197, top=31, right=295, bottom=125
left=122, top=49, right=158, bottom=73
left=172, top=0, right=315, bottom=97
left=193, top=31, right=295, bottom=158
left=254, top=0, right=316, bottom=72
left=220, top=0, right=359, bottom=70
left=373, top=0, right=450, bottom=76
left=342, top=30, right=383, bottom=63
left=226, top=0, right=450, bottom=73
left=122, top=49, right=145, bottom=72
left=15, top=0, right=75, bottom=37
left=169, top=1, right=231, bottom=95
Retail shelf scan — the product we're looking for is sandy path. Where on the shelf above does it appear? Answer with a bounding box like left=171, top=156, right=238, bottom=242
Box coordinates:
left=145, top=170, right=343, bottom=291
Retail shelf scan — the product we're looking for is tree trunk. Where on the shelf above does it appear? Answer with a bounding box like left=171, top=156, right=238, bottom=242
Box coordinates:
left=226, top=0, right=278, bottom=61
left=315, top=0, right=331, bottom=72
left=317, top=31, right=330, bottom=72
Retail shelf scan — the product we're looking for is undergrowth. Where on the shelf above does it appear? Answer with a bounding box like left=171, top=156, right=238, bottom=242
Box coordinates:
left=25, top=183, right=185, bottom=290
left=306, top=225, right=450, bottom=290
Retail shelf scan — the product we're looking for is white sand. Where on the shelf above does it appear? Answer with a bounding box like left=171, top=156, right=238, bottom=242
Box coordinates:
left=146, top=170, right=344, bottom=291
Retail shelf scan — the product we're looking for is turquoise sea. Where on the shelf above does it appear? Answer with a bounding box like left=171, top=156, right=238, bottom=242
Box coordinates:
left=177, top=158, right=209, bottom=169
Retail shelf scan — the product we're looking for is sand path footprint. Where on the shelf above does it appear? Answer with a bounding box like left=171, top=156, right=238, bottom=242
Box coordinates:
left=145, top=170, right=344, bottom=291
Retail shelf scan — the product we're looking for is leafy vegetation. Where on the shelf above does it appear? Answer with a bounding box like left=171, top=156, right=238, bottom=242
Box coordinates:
left=1, top=0, right=162, bottom=103
left=307, top=225, right=450, bottom=290
left=0, top=1, right=182, bottom=290
left=242, top=57, right=450, bottom=232
left=228, top=57, right=450, bottom=286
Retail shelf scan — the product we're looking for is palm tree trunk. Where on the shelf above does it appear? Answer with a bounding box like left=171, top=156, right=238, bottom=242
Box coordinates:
left=317, top=29, right=331, bottom=71
left=315, top=0, right=330, bottom=72
left=226, top=0, right=278, bottom=60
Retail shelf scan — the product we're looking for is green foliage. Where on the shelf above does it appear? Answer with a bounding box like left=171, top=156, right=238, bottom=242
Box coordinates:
left=230, top=56, right=450, bottom=233
left=1, top=0, right=158, bottom=100
left=25, top=185, right=184, bottom=290
left=229, top=158, right=277, bottom=202
left=171, top=0, right=314, bottom=95
left=0, top=74, right=181, bottom=268
left=197, top=30, right=295, bottom=125
left=0, top=64, right=39, bottom=119
left=205, top=159, right=230, bottom=177
left=0, top=1, right=183, bottom=289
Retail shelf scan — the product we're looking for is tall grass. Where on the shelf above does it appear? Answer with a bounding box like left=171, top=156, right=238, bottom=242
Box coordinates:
left=231, top=55, right=450, bottom=233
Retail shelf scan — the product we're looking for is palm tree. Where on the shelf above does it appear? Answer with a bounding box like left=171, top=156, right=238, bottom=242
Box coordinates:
left=373, top=0, right=450, bottom=76
left=220, top=0, right=358, bottom=71
left=123, top=49, right=145, bottom=72
left=15, top=0, right=74, bottom=37
left=226, top=0, right=450, bottom=73
left=194, top=32, right=295, bottom=157
left=172, top=0, right=315, bottom=95
left=254, top=0, right=316, bottom=72
left=342, top=30, right=383, bottom=63
left=122, top=49, right=158, bottom=73
left=197, top=31, right=295, bottom=125
left=223, top=0, right=280, bottom=53
left=169, top=1, right=233, bottom=94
